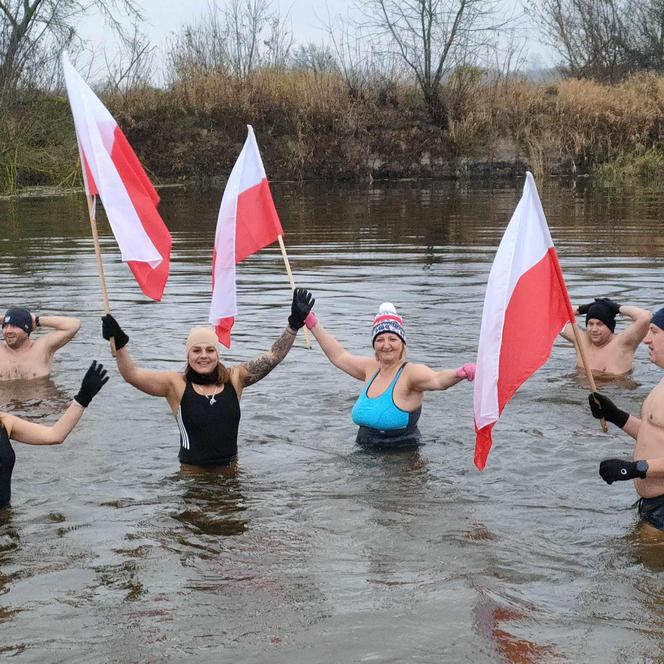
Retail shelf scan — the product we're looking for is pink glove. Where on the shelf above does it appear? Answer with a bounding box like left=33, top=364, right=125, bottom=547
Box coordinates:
left=304, top=311, right=318, bottom=330
left=455, top=363, right=476, bottom=382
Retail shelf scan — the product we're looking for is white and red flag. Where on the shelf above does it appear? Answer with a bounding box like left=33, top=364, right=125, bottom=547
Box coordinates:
left=62, top=53, right=171, bottom=301
left=473, top=172, right=575, bottom=470
left=209, top=125, right=284, bottom=347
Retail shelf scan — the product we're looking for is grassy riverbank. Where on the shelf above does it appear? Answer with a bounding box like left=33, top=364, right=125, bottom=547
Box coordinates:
left=2, top=70, right=664, bottom=194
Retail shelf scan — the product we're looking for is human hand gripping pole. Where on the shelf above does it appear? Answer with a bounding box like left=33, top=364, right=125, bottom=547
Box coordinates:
left=74, top=361, right=109, bottom=407
left=288, top=288, right=315, bottom=331
left=588, top=392, right=630, bottom=428
left=101, top=314, right=129, bottom=351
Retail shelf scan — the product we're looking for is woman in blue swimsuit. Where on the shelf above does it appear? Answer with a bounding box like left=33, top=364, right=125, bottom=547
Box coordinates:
left=304, top=302, right=475, bottom=447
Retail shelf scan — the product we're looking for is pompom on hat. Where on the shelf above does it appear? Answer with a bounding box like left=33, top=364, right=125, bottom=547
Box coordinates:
left=371, top=302, right=406, bottom=346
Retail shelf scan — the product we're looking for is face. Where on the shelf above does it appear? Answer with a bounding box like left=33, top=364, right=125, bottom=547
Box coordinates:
left=644, top=324, right=664, bottom=368
left=586, top=318, right=613, bottom=346
left=373, top=333, right=404, bottom=361
left=187, top=344, right=219, bottom=374
left=2, top=323, right=29, bottom=349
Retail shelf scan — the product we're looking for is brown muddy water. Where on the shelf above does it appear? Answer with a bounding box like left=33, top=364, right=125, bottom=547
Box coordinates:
left=1, top=179, right=664, bottom=662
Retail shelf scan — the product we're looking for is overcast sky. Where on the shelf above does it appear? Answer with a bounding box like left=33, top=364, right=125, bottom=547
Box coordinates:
left=77, top=0, right=556, bottom=79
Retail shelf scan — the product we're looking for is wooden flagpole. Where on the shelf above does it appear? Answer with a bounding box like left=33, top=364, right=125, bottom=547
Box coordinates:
left=570, top=322, right=607, bottom=432
left=86, top=193, right=116, bottom=356
left=277, top=235, right=311, bottom=349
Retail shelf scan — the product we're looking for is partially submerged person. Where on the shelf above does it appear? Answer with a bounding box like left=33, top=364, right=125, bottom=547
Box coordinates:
left=1, top=306, right=81, bottom=381
left=0, top=361, right=107, bottom=508
left=589, top=308, right=664, bottom=532
left=304, top=302, right=475, bottom=447
left=559, top=298, right=651, bottom=377
left=100, top=289, right=314, bottom=472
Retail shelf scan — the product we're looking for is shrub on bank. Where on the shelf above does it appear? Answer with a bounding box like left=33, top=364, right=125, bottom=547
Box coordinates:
left=3, top=69, right=664, bottom=195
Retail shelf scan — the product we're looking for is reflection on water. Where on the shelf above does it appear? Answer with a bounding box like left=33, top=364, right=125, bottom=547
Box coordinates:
left=1, top=180, right=664, bottom=660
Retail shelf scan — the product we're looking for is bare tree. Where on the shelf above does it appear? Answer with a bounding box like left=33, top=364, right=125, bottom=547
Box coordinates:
left=103, top=22, right=156, bottom=98
left=0, top=0, right=140, bottom=98
left=360, top=0, right=506, bottom=125
left=167, top=0, right=292, bottom=81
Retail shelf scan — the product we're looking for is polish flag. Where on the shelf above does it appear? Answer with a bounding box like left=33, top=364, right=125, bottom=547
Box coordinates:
left=210, top=125, right=284, bottom=346
left=473, top=172, right=575, bottom=470
left=62, top=53, right=171, bottom=301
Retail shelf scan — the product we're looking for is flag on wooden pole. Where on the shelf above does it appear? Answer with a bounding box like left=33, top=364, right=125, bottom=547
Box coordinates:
left=473, top=172, right=575, bottom=470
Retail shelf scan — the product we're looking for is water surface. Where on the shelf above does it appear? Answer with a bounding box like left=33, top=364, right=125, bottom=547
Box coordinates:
left=1, top=179, right=663, bottom=662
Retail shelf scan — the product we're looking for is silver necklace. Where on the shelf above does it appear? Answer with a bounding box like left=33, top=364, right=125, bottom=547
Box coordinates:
left=202, top=386, right=218, bottom=405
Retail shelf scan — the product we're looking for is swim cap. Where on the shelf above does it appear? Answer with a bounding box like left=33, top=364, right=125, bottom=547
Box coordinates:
left=371, top=302, right=406, bottom=346
left=2, top=307, right=32, bottom=334
left=651, top=308, right=664, bottom=331
left=586, top=302, right=616, bottom=333
left=185, top=327, right=219, bottom=353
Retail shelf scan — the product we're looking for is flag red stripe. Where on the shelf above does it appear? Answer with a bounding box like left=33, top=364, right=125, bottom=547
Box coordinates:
left=235, top=179, right=283, bottom=263
left=82, top=153, right=98, bottom=196
left=474, top=248, right=571, bottom=470
left=110, top=127, right=171, bottom=301
left=215, top=317, right=234, bottom=348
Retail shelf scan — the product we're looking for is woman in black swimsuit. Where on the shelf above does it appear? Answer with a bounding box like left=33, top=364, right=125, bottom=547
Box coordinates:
left=101, top=289, right=314, bottom=472
left=0, top=361, right=108, bottom=508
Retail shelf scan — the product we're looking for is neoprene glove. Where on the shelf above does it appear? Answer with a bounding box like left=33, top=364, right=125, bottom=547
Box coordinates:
left=594, top=297, right=621, bottom=316
left=599, top=458, right=647, bottom=485
left=577, top=302, right=593, bottom=315
left=101, top=314, right=129, bottom=350
left=588, top=392, right=630, bottom=428
left=74, top=360, right=109, bottom=407
left=288, top=288, right=315, bottom=330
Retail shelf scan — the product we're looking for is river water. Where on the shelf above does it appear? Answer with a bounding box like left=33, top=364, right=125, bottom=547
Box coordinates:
left=1, top=179, right=663, bottom=662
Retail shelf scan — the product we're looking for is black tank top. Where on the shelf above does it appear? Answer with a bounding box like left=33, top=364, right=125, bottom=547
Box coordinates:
left=176, top=381, right=241, bottom=467
left=0, top=425, right=16, bottom=508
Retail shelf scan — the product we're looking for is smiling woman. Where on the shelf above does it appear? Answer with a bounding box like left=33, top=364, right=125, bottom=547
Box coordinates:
left=305, top=301, right=476, bottom=448
left=99, top=288, right=314, bottom=472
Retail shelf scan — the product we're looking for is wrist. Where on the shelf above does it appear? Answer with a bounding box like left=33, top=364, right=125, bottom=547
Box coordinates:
left=635, top=459, right=649, bottom=478
left=73, top=396, right=87, bottom=409
left=286, top=325, right=297, bottom=335
left=304, top=311, right=318, bottom=330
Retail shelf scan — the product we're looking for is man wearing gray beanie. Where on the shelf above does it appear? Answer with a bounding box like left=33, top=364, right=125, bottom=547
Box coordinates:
left=1, top=307, right=80, bottom=381
left=589, top=307, right=664, bottom=532
left=559, top=297, right=651, bottom=376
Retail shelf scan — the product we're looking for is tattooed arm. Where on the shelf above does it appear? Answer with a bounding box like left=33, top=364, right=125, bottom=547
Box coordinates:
left=235, top=326, right=297, bottom=393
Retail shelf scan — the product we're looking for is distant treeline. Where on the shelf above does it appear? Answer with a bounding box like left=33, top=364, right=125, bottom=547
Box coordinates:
left=2, top=0, right=664, bottom=194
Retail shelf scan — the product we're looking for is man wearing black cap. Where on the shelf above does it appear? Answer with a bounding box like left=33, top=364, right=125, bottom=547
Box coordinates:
left=0, top=307, right=80, bottom=380
left=559, top=298, right=651, bottom=376
left=589, top=308, right=664, bottom=532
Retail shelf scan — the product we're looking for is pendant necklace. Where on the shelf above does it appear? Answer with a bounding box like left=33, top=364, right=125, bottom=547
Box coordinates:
left=206, top=387, right=218, bottom=405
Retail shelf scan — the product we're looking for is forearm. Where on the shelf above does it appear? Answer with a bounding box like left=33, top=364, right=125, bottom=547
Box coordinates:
left=619, top=305, right=651, bottom=322
left=37, top=315, right=80, bottom=332
left=115, top=346, right=140, bottom=384
left=10, top=401, right=85, bottom=445
left=309, top=320, right=347, bottom=367
left=434, top=369, right=464, bottom=390
left=242, top=327, right=296, bottom=386
left=622, top=415, right=641, bottom=440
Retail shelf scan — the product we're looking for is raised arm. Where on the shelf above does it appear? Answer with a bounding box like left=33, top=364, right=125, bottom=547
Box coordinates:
left=102, top=315, right=177, bottom=397
left=559, top=304, right=588, bottom=343
left=35, top=314, right=81, bottom=352
left=237, top=326, right=297, bottom=389
left=306, top=313, right=372, bottom=381
left=407, top=362, right=476, bottom=392
left=616, top=303, right=652, bottom=348
left=2, top=360, right=108, bottom=445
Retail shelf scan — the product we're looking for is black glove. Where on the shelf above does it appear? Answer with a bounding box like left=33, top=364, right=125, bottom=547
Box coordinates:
left=101, top=314, right=129, bottom=350
left=74, top=360, right=109, bottom=407
left=588, top=392, right=630, bottom=428
left=288, top=288, right=315, bottom=330
left=577, top=302, right=593, bottom=315
left=594, top=297, right=621, bottom=316
left=599, top=458, right=647, bottom=485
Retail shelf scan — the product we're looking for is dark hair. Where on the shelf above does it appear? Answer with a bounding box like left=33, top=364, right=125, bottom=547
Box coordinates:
left=184, top=362, right=231, bottom=386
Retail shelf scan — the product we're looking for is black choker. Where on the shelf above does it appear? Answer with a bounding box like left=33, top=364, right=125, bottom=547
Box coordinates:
left=186, top=367, right=218, bottom=385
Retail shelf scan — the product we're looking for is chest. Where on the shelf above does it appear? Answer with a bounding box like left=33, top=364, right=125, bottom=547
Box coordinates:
left=644, top=385, right=664, bottom=429
left=0, top=347, right=46, bottom=380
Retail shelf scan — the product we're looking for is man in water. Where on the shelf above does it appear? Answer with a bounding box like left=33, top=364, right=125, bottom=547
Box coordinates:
left=559, top=298, right=651, bottom=376
left=589, top=308, right=664, bottom=531
left=0, top=307, right=80, bottom=381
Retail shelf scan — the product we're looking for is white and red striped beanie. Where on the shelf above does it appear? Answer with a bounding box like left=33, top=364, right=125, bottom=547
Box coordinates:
left=371, top=302, right=406, bottom=346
